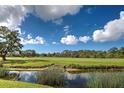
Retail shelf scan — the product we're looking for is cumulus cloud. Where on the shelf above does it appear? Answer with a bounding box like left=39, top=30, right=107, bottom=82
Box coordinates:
left=27, top=34, right=32, bottom=39
left=35, top=36, right=45, bottom=44
left=93, top=11, right=124, bottom=42
left=21, top=34, right=45, bottom=45
left=0, top=5, right=82, bottom=27
left=79, top=36, right=91, bottom=43
left=60, top=35, right=78, bottom=45
left=0, top=5, right=82, bottom=45
left=34, top=5, right=82, bottom=21
left=0, top=5, right=32, bottom=30
left=120, top=11, right=124, bottom=19
left=0, top=5, right=82, bottom=29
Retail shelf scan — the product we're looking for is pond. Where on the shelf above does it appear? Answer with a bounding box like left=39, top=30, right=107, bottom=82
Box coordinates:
left=7, top=71, right=124, bottom=88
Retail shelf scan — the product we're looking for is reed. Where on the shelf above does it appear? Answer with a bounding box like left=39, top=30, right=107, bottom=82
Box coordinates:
left=0, top=68, right=8, bottom=78
left=87, top=72, right=124, bottom=88
left=37, top=66, right=65, bottom=87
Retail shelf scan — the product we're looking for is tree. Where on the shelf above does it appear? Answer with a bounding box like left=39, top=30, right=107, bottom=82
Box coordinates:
left=0, top=26, right=23, bottom=61
left=108, top=47, right=118, bottom=53
left=106, top=47, right=118, bottom=58
left=21, top=50, right=37, bottom=57
left=118, top=47, right=124, bottom=58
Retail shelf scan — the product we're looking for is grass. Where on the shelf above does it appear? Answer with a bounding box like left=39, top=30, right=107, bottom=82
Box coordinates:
left=0, top=79, right=51, bottom=88
left=0, top=57, right=124, bottom=68
left=87, top=72, right=124, bottom=88
left=37, top=66, right=65, bottom=87
left=0, top=68, right=8, bottom=78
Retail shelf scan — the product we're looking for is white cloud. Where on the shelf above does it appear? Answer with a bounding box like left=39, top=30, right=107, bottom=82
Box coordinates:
left=52, top=19, right=63, bottom=25
left=0, top=5, right=82, bottom=29
left=120, top=11, right=124, bottom=19
left=60, top=35, right=78, bottom=45
left=52, top=42, right=57, bottom=45
left=27, top=34, right=32, bottom=40
left=35, top=36, right=45, bottom=44
left=63, top=25, right=71, bottom=35
left=0, top=5, right=82, bottom=45
left=93, top=11, right=124, bottom=42
left=21, top=34, right=45, bottom=45
left=64, top=25, right=70, bottom=29
left=0, top=5, right=82, bottom=28
left=0, top=5, right=31, bottom=30
left=0, top=6, right=82, bottom=39
left=79, top=36, right=91, bottom=43
left=0, top=5, right=33, bottom=39
left=34, top=5, right=82, bottom=21
left=64, top=26, right=69, bottom=32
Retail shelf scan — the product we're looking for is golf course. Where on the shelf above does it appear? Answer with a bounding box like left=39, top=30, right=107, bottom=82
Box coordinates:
left=0, top=57, right=124, bottom=88
left=1, top=57, right=124, bottom=69
left=1, top=5, right=124, bottom=88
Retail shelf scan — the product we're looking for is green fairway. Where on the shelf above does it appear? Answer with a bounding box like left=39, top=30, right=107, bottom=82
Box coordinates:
left=0, top=79, right=51, bottom=88
left=1, top=57, right=124, bottom=68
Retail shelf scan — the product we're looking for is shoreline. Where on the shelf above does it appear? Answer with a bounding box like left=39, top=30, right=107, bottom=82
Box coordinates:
left=7, top=67, right=124, bottom=72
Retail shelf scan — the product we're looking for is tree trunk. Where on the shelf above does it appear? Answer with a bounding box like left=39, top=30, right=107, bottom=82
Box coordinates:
left=2, top=55, right=6, bottom=61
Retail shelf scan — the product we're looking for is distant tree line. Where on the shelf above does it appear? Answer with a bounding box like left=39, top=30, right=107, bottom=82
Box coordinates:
left=9, top=47, right=124, bottom=58
left=9, top=50, right=39, bottom=57
left=40, top=47, right=124, bottom=58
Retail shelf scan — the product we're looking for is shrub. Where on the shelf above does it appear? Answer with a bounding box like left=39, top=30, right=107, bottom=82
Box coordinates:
left=37, top=66, right=65, bottom=87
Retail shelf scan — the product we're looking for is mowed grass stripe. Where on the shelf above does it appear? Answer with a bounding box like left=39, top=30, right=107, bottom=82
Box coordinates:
left=0, top=57, right=124, bottom=68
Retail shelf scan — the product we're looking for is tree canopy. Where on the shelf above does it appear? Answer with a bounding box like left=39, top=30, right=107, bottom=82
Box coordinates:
left=0, top=26, right=23, bottom=61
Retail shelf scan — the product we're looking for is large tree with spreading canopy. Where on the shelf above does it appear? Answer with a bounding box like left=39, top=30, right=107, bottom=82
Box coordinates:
left=0, top=26, right=23, bottom=61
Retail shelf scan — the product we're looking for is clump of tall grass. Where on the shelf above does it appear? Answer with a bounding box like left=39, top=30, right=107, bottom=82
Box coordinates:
left=0, top=68, right=8, bottom=78
left=0, top=63, right=2, bottom=67
left=37, top=66, right=65, bottom=87
left=87, top=72, right=124, bottom=88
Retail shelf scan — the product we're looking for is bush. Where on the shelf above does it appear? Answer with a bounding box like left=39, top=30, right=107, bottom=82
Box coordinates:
left=37, top=66, right=65, bottom=87
left=0, top=68, right=8, bottom=78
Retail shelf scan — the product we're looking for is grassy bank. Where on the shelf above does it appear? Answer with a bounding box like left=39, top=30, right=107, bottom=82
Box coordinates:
left=1, top=57, right=124, bottom=69
left=0, top=79, right=51, bottom=88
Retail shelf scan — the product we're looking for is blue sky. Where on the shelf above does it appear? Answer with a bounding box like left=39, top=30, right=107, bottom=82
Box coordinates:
left=1, top=5, right=124, bottom=53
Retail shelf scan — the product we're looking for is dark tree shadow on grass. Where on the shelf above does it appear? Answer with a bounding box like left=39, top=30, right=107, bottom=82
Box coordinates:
left=3, top=60, right=26, bottom=64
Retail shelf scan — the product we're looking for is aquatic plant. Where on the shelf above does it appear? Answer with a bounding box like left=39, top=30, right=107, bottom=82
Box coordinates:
left=87, top=72, right=124, bottom=88
left=37, top=66, right=65, bottom=87
left=0, top=63, right=3, bottom=67
left=0, top=68, right=8, bottom=78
